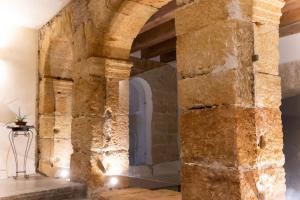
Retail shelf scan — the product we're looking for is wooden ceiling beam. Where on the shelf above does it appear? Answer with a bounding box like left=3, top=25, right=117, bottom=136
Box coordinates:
left=140, top=0, right=178, bottom=34
left=131, top=20, right=175, bottom=52
left=160, top=51, right=176, bottom=63
left=141, top=38, right=176, bottom=59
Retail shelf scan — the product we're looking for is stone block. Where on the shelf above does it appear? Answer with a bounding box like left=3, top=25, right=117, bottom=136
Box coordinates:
left=38, top=138, right=54, bottom=163
left=254, top=108, right=285, bottom=166
left=254, top=24, right=279, bottom=75
left=39, top=78, right=55, bottom=114
left=253, top=0, right=284, bottom=25
left=179, top=69, right=253, bottom=110
left=255, top=73, right=281, bottom=108
left=54, top=115, right=72, bottom=139
left=72, top=116, right=104, bottom=153
left=71, top=152, right=104, bottom=188
left=102, top=150, right=129, bottom=176
left=53, top=80, right=73, bottom=115
left=181, top=163, right=241, bottom=200
left=104, top=115, right=129, bottom=151
left=175, top=0, right=252, bottom=35
left=53, top=138, right=72, bottom=168
left=181, top=106, right=284, bottom=168
left=38, top=161, right=55, bottom=177
left=42, top=39, right=74, bottom=79
left=182, top=163, right=285, bottom=200
left=119, top=80, right=129, bottom=115
left=240, top=167, right=286, bottom=199
left=72, top=76, right=106, bottom=117
left=39, top=115, right=55, bottom=139
left=177, top=20, right=253, bottom=78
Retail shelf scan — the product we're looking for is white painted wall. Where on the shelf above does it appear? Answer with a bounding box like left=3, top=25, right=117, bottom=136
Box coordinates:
left=280, top=33, right=300, bottom=64
left=0, top=25, right=38, bottom=179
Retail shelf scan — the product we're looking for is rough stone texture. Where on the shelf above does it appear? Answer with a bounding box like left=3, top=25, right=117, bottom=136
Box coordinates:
left=38, top=0, right=286, bottom=198
left=253, top=24, right=280, bottom=75
left=180, top=106, right=284, bottom=168
left=176, top=0, right=285, bottom=199
left=182, top=163, right=285, bottom=200
left=255, top=73, right=282, bottom=108
left=179, top=69, right=253, bottom=110
left=175, top=0, right=252, bottom=36
left=38, top=78, right=73, bottom=177
left=177, top=20, right=253, bottom=78
left=38, top=0, right=172, bottom=190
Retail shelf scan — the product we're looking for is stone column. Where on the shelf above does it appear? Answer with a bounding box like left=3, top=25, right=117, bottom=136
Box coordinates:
left=70, top=57, right=131, bottom=188
left=176, top=0, right=285, bottom=199
left=102, top=59, right=132, bottom=177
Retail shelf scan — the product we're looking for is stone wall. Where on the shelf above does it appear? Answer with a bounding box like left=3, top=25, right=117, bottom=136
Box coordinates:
left=38, top=37, right=74, bottom=177
left=38, top=0, right=287, bottom=199
left=38, top=0, right=173, bottom=188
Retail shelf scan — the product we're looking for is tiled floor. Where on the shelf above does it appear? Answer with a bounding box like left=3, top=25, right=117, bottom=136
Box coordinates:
left=0, top=175, right=86, bottom=199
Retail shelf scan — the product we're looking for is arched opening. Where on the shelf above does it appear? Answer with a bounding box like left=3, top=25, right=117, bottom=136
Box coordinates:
left=96, top=0, right=286, bottom=199
left=129, top=77, right=153, bottom=166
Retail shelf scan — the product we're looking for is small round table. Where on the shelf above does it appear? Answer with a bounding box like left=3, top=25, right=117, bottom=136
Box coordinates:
left=7, top=125, right=34, bottom=179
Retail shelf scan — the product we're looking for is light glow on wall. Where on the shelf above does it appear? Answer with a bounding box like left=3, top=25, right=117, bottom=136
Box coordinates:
left=0, top=60, right=8, bottom=83
left=102, top=156, right=127, bottom=176
left=0, top=24, right=16, bottom=48
left=59, top=169, right=70, bottom=179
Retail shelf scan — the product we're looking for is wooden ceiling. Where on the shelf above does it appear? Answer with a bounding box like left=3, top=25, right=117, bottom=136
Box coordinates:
left=131, top=0, right=300, bottom=63
left=281, top=0, right=300, bottom=36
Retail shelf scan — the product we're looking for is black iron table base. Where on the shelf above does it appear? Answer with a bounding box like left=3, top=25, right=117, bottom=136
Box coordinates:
left=7, top=126, right=34, bottom=179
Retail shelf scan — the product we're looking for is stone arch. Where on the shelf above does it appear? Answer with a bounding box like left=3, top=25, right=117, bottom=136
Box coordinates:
left=95, top=0, right=287, bottom=199
left=37, top=0, right=287, bottom=198
left=102, top=0, right=173, bottom=60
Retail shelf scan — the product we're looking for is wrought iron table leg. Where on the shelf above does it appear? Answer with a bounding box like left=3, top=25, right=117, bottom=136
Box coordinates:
left=24, top=130, right=33, bottom=179
left=8, top=131, right=18, bottom=179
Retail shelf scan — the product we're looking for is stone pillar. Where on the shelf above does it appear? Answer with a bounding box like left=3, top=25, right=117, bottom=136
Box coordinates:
left=70, top=57, right=131, bottom=188
left=102, top=59, right=132, bottom=177
left=176, top=0, right=285, bottom=199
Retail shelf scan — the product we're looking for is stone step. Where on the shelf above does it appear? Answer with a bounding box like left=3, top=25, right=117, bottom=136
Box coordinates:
left=0, top=177, right=87, bottom=200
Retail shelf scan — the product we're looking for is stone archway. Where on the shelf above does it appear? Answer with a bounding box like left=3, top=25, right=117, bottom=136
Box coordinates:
left=97, top=0, right=287, bottom=199
left=38, top=0, right=287, bottom=199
